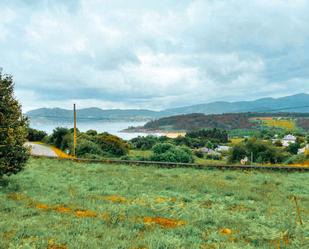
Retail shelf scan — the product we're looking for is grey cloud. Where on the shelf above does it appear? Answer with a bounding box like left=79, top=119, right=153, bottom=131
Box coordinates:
left=1, top=0, right=309, bottom=111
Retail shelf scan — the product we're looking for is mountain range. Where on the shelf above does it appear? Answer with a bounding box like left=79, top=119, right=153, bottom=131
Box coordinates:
left=26, top=93, right=309, bottom=122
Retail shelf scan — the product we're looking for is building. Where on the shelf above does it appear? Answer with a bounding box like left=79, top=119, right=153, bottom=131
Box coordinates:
left=298, top=144, right=309, bottom=154
left=282, top=134, right=296, bottom=147
left=215, top=145, right=231, bottom=152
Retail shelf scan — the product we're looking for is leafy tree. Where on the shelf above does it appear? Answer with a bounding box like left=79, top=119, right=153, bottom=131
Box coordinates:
left=48, top=127, right=71, bottom=150
left=228, top=144, right=247, bottom=163
left=86, top=130, right=97, bottom=136
left=186, top=128, right=228, bottom=143
left=0, top=72, right=29, bottom=176
left=228, top=138, right=287, bottom=164
left=287, top=142, right=301, bottom=155
left=27, top=128, right=47, bottom=141
left=173, top=136, right=205, bottom=148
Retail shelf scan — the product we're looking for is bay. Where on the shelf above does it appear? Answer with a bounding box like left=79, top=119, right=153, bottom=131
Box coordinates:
left=29, top=120, right=163, bottom=140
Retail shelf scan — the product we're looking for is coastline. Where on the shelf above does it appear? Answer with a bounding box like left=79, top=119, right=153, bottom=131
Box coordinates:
left=121, top=127, right=186, bottom=138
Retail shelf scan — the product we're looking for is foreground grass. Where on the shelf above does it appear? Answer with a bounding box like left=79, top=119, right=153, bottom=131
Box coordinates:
left=0, top=158, right=308, bottom=249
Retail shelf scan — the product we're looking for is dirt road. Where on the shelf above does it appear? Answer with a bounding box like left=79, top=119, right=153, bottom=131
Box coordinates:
left=25, top=142, right=58, bottom=157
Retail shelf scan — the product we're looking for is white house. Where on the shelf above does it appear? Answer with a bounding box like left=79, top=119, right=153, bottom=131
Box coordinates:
left=215, top=145, right=231, bottom=152
left=298, top=144, right=309, bottom=154
left=282, top=134, right=296, bottom=147
left=200, top=147, right=215, bottom=154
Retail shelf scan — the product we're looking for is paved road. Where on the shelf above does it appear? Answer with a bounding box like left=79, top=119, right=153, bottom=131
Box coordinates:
left=25, top=142, right=58, bottom=157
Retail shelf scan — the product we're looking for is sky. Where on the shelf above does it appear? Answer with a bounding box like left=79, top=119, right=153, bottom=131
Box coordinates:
left=1, top=0, right=309, bottom=112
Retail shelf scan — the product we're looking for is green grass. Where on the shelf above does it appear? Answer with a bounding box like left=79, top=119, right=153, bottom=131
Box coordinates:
left=129, top=150, right=153, bottom=159
left=194, top=157, right=227, bottom=165
left=0, top=158, right=308, bottom=249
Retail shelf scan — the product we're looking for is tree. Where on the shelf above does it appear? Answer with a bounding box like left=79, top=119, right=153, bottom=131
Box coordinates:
left=48, top=127, right=71, bottom=150
left=27, top=128, right=47, bottom=141
left=0, top=72, right=29, bottom=176
left=287, top=142, right=301, bottom=155
left=228, top=138, right=289, bottom=164
left=186, top=128, right=229, bottom=143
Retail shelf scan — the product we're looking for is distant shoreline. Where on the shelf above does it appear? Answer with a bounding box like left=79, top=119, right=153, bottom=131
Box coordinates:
left=121, top=126, right=186, bottom=138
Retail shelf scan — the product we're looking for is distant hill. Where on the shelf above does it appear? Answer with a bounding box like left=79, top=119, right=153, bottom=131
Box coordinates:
left=26, top=93, right=309, bottom=122
left=130, top=112, right=309, bottom=132
left=144, top=113, right=255, bottom=131
left=26, top=107, right=160, bottom=122
left=161, top=93, right=309, bottom=116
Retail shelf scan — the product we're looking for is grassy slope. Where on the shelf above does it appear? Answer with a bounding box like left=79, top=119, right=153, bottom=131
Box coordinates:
left=0, top=158, right=308, bottom=249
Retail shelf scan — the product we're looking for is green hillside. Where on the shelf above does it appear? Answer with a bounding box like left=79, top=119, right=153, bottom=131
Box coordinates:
left=141, top=112, right=309, bottom=132
left=0, top=158, right=308, bottom=248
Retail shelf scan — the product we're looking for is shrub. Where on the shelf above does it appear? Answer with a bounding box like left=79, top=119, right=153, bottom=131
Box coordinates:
left=95, top=132, right=129, bottom=156
left=152, top=143, right=174, bottom=154
left=173, top=136, right=205, bottom=148
left=76, top=139, right=103, bottom=157
left=194, top=150, right=204, bottom=158
left=273, top=140, right=283, bottom=147
left=151, top=143, right=194, bottom=163
left=130, top=135, right=158, bottom=150
left=205, top=153, right=222, bottom=160
left=0, top=72, right=29, bottom=176
left=286, top=142, right=301, bottom=155
left=284, top=154, right=308, bottom=164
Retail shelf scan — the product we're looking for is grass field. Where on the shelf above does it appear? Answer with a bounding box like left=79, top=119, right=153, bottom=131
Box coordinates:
left=252, top=118, right=296, bottom=130
left=0, top=158, right=308, bottom=249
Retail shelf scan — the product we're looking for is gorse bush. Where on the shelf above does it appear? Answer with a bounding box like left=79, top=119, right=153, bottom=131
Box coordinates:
left=0, top=72, right=29, bottom=176
left=95, top=132, right=130, bottom=156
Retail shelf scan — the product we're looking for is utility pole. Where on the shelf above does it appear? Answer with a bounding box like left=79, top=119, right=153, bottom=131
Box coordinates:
left=251, top=152, right=253, bottom=164
left=73, top=104, right=77, bottom=157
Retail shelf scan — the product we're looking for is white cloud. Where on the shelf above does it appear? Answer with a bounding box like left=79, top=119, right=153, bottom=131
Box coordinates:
left=0, top=0, right=309, bottom=111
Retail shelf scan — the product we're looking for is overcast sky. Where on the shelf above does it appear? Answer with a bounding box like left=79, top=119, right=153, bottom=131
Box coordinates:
left=1, top=0, right=309, bottom=112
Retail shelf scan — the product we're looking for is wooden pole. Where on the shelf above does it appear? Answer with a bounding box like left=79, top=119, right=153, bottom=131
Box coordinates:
left=73, top=104, right=77, bottom=157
